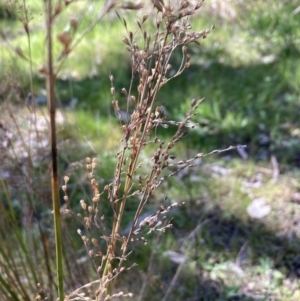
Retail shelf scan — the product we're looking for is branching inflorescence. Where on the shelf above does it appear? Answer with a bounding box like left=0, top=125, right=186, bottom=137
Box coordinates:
left=62, top=1, right=236, bottom=300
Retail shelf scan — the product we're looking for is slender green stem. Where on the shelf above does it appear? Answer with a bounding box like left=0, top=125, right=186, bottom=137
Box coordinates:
left=45, top=0, right=64, bottom=300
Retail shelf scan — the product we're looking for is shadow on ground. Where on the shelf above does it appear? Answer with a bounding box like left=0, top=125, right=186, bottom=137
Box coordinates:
left=156, top=198, right=300, bottom=300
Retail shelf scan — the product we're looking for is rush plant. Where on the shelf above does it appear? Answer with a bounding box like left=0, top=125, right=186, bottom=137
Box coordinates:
left=61, top=1, right=236, bottom=300
left=0, top=1, right=244, bottom=300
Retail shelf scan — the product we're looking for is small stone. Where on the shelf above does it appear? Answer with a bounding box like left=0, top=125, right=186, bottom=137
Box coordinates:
left=247, top=197, right=271, bottom=219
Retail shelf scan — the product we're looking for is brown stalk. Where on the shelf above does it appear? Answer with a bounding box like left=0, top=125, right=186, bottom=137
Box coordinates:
left=111, top=41, right=161, bottom=241
left=45, top=0, right=64, bottom=300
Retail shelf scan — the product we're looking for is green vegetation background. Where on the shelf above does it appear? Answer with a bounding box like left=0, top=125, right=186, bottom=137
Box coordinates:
left=1, top=0, right=300, bottom=300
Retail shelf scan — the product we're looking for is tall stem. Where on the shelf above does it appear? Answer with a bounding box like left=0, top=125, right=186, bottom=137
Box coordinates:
left=45, top=0, right=64, bottom=300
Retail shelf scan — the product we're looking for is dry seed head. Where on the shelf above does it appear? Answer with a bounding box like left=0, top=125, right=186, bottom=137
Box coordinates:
left=180, top=1, right=189, bottom=9
left=82, top=236, right=89, bottom=244
left=92, top=195, right=100, bottom=203
left=109, top=74, right=114, bottom=82
left=138, top=84, right=143, bottom=94
left=121, top=88, right=127, bottom=96
left=57, top=32, right=72, bottom=48
left=142, top=69, right=149, bottom=79
left=164, top=4, right=173, bottom=15
left=86, top=157, right=91, bottom=164
left=130, top=95, right=136, bottom=103
left=23, top=21, right=29, bottom=35
left=54, top=2, right=62, bottom=17
left=38, top=65, right=48, bottom=75
left=63, top=196, right=69, bottom=202
left=92, top=238, right=99, bottom=247
left=122, top=37, right=130, bottom=46
left=152, top=0, right=164, bottom=12
left=62, top=185, right=67, bottom=192
left=88, top=206, right=93, bottom=213
left=195, top=153, right=203, bottom=158
left=64, top=176, right=70, bottom=184
left=84, top=217, right=91, bottom=228
left=142, top=14, right=148, bottom=23
left=89, top=250, right=94, bottom=257
left=167, top=142, right=174, bottom=149
left=166, top=64, right=172, bottom=71
left=121, top=125, right=128, bottom=133
left=123, top=17, right=127, bottom=29
left=70, top=18, right=78, bottom=30
left=185, top=62, right=190, bottom=68
left=195, top=1, right=203, bottom=10
left=81, top=202, right=87, bottom=210
left=15, top=47, right=26, bottom=59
